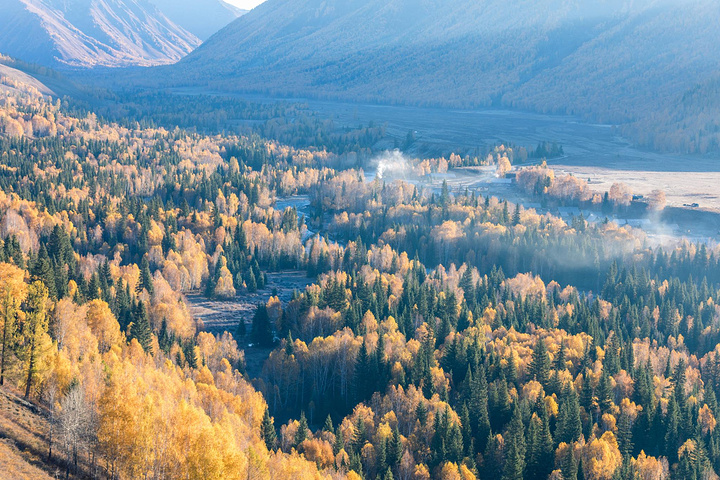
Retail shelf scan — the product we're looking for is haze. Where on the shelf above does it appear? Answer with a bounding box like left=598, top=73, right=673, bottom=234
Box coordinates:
left=224, top=0, right=265, bottom=9
left=1, top=1, right=720, bottom=480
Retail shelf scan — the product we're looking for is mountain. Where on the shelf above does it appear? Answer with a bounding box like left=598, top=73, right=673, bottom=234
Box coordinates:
left=0, top=0, right=201, bottom=68
left=0, top=57, right=55, bottom=96
left=147, top=0, right=246, bottom=40
left=170, top=0, right=720, bottom=153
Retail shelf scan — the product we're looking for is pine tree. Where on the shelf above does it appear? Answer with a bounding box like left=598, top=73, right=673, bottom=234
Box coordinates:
left=158, top=319, right=171, bottom=354
left=460, top=403, right=473, bottom=458
left=5, top=236, right=25, bottom=268
left=471, top=366, right=492, bottom=452
left=484, top=432, right=504, bottom=480
left=137, top=257, right=154, bottom=297
left=132, top=301, right=153, bottom=353
left=503, top=406, right=526, bottom=480
left=261, top=408, right=277, bottom=450
left=355, top=341, right=370, bottom=402
left=323, top=414, right=334, bottom=434
left=554, top=343, right=567, bottom=371
left=597, top=372, right=613, bottom=412
left=616, top=412, right=634, bottom=457
left=246, top=268, right=257, bottom=292
left=32, top=245, right=57, bottom=299
left=236, top=318, right=247, bottom=337
left=251, top=303, right=274, bottom=347
left=561, top=445, right=579, bottom=480
left=87, top=273, right=101, bottom=300
left=530, top=338, right=550, bottom=387
left=431, top=409, right=448, bottom=468
left=389, top=427, right=403, bottom=467
left=352, top=416, right=367, bottom=452
left=205, top=260, right=217, bottom=298
left=664, top=395, right=680, bottom=460
left=377, top=438, right=388, bottom=475
left=558, top=385, right=583, bottom=444
left=334, top=429, right=345, bottom=455
left=526, top=405, right=554, bottom=480
left=54, top=262, right=68, bottom=299
left=295, top=411, right=309, bottom=447
left=604, top=333, right=621, bottom=376
left=235, top=223, right=247, bottom=252
left=448, top=421, right=464, bottom=464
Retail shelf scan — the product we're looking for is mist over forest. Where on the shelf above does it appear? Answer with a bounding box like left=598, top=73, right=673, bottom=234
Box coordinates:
left=1, top=1, right=720, bottom=480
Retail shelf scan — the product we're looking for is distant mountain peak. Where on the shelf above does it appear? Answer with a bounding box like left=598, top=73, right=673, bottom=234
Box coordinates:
left=0, top=0, right=201, bottom=67
left=146, top=0, right=246, bottom=41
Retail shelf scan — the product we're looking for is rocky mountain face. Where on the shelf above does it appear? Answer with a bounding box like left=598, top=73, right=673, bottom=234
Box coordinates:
left=0, top=0, right=201, bottom=67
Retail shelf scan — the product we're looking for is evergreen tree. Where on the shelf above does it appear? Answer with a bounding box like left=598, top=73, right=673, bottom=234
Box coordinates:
left=236, top=318, right=247, bottom=337
left=137, top=257, right=154, bottom=297
left=561, top=445, right=579, bottom=480
left=597, top=372, right=613, bottom=413
left=558, top=385, right=583, bottom=444
left=355, top=341, right=371, bottom=402
left=484, top=432, right=505, bottom=480
left=554, top=342, right=567, bottom=371
left=246, top=268, right=258, bottom=292
left=389, top=427, right=403, bottom=467
left=383, top=467, right=394, bottom=480
left=132, top=301, right=153, bottom=353
left=377, top=437, right=388, bottom=475
left=526, top=402, right=554, bottom=480
left=32, top=245, right=57, bottom=299
left=617, top=412, right=634, bottom=456
left=323, top=414, right=334, bottom=434
left=261, top=408, right=277, bottom=450
left=503, top=406, right=526, bottom=480
left=295, top=411, right=309, bottom=447
left=251, top=303, right=274, bottom=347
left=530, top=338, right=550, bottom=387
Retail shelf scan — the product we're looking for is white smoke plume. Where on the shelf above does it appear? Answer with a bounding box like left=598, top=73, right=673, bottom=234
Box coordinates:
left=373, top=149, right=412, bottom=180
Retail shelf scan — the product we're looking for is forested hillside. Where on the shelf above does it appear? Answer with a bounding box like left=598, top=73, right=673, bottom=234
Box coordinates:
left=168, top=0, right=720, bottom=153
left=3, top=56, right=720, bottom=480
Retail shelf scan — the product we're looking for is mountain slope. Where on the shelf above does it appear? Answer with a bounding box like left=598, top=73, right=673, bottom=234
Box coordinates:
left=0, top=0, right=200, bottom=67
left=171, top=0, right=720, bottom=152
left=147, top=0, right=245, bottom=40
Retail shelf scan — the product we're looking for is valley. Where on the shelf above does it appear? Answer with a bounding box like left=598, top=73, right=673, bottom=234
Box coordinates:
left=170, top=89, right=720, bottom=233
left=2, top=0, right=720, bottom=478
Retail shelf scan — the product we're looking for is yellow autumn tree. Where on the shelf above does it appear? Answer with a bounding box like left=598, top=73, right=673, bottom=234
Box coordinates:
left=0, top=262, right=27, bottom=386
left=85, top=299, right=122, bottom=353
left=582, top=431, right=622, bottom=480
left=16, top=280, right=52, bottom=398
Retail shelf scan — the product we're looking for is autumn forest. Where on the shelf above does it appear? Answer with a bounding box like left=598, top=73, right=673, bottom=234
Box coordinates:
left=1, top=59, right=720, bottom=480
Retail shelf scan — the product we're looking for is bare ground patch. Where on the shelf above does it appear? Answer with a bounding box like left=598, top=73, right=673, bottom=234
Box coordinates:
left=186, top=270, right=315, bottom=379
left=186, top=270, right=313, bottom=334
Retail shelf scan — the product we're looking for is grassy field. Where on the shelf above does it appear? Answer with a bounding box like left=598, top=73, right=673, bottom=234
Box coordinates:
left=549, top=154, right=720, bottom=211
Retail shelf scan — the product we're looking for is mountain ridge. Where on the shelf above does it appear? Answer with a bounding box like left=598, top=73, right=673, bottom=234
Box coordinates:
left=147, top=0, right=246, bottom=40
left=165, top=0, right=720, bottom=153
left=0, top=0, right=201, bottom=67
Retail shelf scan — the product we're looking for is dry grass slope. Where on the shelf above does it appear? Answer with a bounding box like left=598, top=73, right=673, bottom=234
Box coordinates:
left=0, top=387, right=56, bottom=480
